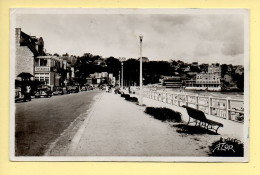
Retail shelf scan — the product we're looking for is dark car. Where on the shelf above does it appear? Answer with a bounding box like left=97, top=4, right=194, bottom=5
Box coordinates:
left=53, top=87, right=64, bottom=95
left=67, top=86, right=79, bottom=93
left=15, top=87, right=31, bottom=102
left=35, top=85, right=52, bottom=98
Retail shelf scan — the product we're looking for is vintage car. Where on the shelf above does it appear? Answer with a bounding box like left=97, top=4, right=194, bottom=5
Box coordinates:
left=67, top=86, right=79, bottom=93
left=61, top=87, right=70, bottom=94
left=85, top=84, right=93, bottom=90
left=53, top=87, right=64, bottom=95
left=15, top=87, right=31, bottom=102
left=81, top=86, right=87, bottom=91
left=34, top=85, right=53, bottom=98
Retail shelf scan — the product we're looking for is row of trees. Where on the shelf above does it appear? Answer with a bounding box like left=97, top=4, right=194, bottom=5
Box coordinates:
left=74, top=53, right=178, bottom=86
left=72, top=53, right=244, bottom=91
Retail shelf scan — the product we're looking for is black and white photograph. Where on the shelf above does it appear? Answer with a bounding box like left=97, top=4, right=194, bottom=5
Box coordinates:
left=10, top=8, right=249, bottom=161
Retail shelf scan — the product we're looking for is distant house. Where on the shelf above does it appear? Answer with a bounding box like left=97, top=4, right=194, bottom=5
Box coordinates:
left=60, top=55, right=76, bottom=83
left=118, top=57, right=126, bottom=62
left=94, top=59, right=105, bottom=66
left=184, top=66, right=191, bottom=72
left=224, top=74, right=233, bottom=83
left=192, top=62, right=198, bottom=67
left=86, top=78, right=93, bottom=84
left=208, top=63, right=221, bottom=74
left=87, top=72, right=116, bottom=85
left=101, top=72, right=108, bottom=78
left=235, top=66, right=244, bottom=75
left=161, top=76, right=183, bottom=88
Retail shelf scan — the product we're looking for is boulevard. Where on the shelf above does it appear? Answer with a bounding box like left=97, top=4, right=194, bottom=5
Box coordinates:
left=15, top=90, right=102, bottom=156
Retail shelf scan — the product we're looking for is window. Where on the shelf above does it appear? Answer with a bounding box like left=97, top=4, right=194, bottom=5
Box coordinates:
left=45, top=77, right=49, bottom=85
left=35, top=59, right=40, bottom=66
left=40, top=59, right=47, bottom=66
left=35, top=73, right=50, bottom=85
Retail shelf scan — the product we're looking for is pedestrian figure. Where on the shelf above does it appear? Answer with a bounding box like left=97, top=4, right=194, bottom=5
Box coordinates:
left=114, top=84, right=120, bottom=94
left=25, top=85, right=31, bottom=101
left=105, top=86, right=109, bottom=93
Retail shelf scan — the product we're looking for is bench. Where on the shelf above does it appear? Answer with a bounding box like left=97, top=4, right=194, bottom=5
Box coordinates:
left=182, top=105, right=224, bottom=134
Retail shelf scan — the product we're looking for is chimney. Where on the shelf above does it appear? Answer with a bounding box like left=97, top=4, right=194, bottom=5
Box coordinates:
left=15, top=28, right=21, bottom=46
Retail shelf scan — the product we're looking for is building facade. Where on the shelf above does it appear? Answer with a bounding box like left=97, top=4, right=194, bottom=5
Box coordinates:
left=162, top=76, right=183, bottom=88
left=34, top=56, right=61, bottom=88
left=15, top=28, right=45, bottom=80
left=87, top=72, right=116, bottom=86
left=185, top=63, right=222, bottom=91
left=208, top=63, right=221, bottom=74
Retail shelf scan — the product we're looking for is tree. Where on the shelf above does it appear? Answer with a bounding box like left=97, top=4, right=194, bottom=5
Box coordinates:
left=53, top=53, right=60, bottom=57
left=105, top=57, right=121, bottom=80
left=233, top=73, right=244, bottom=91
left=221, top=64, right=228, bottom=77
left=169, top=59, right=178, bottom=67
left=123, top=59, right=139, bottom=85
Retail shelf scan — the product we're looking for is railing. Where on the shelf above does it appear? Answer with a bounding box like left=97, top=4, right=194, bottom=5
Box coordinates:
left=35, top=66, right=50, bottom=72
left=142, top=89, right=244, bottom=123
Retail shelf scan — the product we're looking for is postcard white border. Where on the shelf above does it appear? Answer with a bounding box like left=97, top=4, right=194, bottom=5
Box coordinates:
left=10, top=8, right=249, bottom=162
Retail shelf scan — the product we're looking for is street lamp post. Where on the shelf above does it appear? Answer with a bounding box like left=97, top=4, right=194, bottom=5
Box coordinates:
left=119, top=71, right=121, bottom=87
left=139, top=34, right=143, bottom=105
left=121, top=62, right=124, bottom=89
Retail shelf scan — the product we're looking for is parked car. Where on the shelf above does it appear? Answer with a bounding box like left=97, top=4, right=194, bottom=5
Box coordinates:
left=99, top=84, right=107, bottom=90
left=35, top=85, right=52, bottom=98
left=86, top=84, right=94, bottom=90
left=81, top=86, right=87, bottom=91
left=67, top=86, right=79, bottom=93
left=15, top=86, right=31, bottom=102
left=53, top=87, right=64, bottom=95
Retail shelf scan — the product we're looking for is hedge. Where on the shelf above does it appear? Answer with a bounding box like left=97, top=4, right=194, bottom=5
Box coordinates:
left=126, top=96, right=138, bottom=102
left=145, top=107, right=182, bottom=122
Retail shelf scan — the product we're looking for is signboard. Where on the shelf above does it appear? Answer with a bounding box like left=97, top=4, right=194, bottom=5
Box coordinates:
left=35, top=66, right=50, bottom=72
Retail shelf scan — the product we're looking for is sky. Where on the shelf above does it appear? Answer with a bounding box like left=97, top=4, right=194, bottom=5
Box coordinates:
left=16, top=12, right=245, bottom=65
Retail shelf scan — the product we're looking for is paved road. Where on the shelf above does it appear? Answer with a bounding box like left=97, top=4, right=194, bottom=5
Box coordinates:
left=15, top=90, right=103, bottom=156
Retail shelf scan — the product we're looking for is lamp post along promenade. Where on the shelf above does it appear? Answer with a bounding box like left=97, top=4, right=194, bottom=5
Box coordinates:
left=121, top=62, right=124, bottom=88
left=139, top=35, right=143, bottom=105
left=119, top=71, right=121, bottom=87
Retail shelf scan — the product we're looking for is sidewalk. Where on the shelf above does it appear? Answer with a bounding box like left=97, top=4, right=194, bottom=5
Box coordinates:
left=132, top=94, right=245, bottom=140
left=64, top=92, right=213, bottom=156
